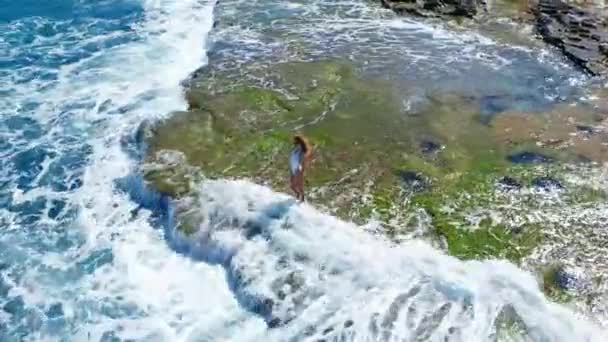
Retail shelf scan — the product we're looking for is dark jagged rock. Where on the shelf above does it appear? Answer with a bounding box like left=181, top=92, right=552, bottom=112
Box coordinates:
left=554, top=265, right=592, bottom=294
left=543, top=264, right=592, bottom=301
left=532, top=176, right=563, bottom=190
left=497, top=176, right=522, bottom=190
left=419, top=139, right=442, bottom=154
left=380, top=0, right=608, bottom=74
left=480, top=95, right=511, bottom=116
left=396, top=170, right=429, bottom=192
left=575, top=123, right=599, bottom=136
left=380, top=0, right=485, bottom=18
left=533, top=0, right=608, bottom=76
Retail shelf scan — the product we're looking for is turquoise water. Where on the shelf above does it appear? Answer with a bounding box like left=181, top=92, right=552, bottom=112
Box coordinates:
left=1, top=0, right=225, bottom=340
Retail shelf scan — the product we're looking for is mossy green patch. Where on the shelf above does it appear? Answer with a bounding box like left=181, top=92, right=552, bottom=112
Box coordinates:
left=405, top=166, right=536, bottom=263
left=143, top=59, right=607, bottom=264
left=434, top=218, right=541, bottom=262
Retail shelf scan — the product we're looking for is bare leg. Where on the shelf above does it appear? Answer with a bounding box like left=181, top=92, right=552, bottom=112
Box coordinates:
left=299, top=176, right=305, bottom=202
left=295, top=172, right=305, bottom=202
left=290, top=175, right=298, bottom=198
left=291, top=173, right=303, bottom=201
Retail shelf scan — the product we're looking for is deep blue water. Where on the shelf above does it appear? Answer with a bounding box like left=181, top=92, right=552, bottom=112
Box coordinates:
left=0, top=0, right=220, bottom=339
left=1, top=1, right=145, bottom=339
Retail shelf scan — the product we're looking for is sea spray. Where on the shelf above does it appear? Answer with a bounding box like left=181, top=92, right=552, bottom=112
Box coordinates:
left=166, top=178, right=606, bottom=341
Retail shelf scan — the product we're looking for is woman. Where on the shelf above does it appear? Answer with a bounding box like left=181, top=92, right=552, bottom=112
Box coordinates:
left=289, top=134, right=313, bottom=202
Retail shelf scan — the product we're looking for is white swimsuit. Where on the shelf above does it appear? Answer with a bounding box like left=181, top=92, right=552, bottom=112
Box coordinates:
left=289, top=145, right=303, bottom=176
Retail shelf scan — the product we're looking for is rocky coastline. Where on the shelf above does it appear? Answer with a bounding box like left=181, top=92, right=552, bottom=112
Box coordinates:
left=381, top=0, right=608, bottom=77
left=139, top=0, right=608, bottom=328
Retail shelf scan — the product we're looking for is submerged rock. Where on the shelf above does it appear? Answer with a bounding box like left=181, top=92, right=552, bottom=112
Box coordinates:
left=497, top=176, right=522, bottom=190
left=507, top=151, right=553, bottom=164
left=532, top=176, right=563, bottom=190
left=396, top=170, right=429, bottom=192
left=419, top=139, right=442, bottom=155
left=575, top=124, right=597, bottom=135
left=490, top=104, right=608, bottom=163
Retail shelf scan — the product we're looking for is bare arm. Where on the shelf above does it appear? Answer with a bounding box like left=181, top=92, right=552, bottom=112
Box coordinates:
left=299, top=136, right=313, bottom=158
left=301, top=138, right=313, bottom=167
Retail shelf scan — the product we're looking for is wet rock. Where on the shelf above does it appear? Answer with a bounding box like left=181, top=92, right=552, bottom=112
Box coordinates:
left=554, top=265, right=592, bottom=293
left=491, top=104, right=608, bottom=162
left=497, top=176, right=522, bottom=190
left=543, top=264, right=593, bottom=301
left=380, top=0, right=484, bottom=18
left=134, top=119, right=154, bottom=148
left=532, top=176, right=563, bottom=190
left=533, top=0, right=608, bottom=76
left=507, top=151, right=553, bottom=164
left=396, top=170, right=429, bottom=192
left=419, top=139, right=442, bottom=155
left=490, top=111, right=545, bottom=145
left=575, top=124, right=596, bottom=134
left=480, top=94, right=511, bottom=116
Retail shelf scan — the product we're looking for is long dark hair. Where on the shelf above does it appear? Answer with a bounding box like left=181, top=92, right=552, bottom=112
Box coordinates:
left=293, top=134, right=312, bottom=158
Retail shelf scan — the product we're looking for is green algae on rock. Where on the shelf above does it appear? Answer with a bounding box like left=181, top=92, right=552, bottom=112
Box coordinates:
left=144, top=60, right=416, bottom=203
left=142, top=60, right=607, bottom=272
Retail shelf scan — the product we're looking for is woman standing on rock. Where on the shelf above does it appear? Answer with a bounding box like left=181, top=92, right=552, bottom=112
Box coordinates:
left=289, top=134, right=313, bottom=202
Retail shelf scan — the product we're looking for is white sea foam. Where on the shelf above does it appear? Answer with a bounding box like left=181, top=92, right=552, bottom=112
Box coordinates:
left=1, top=0, right=266, bottom=340
left=168, top=178, right=608, bottom=341
left=65, top=0, right=266, bottom=339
